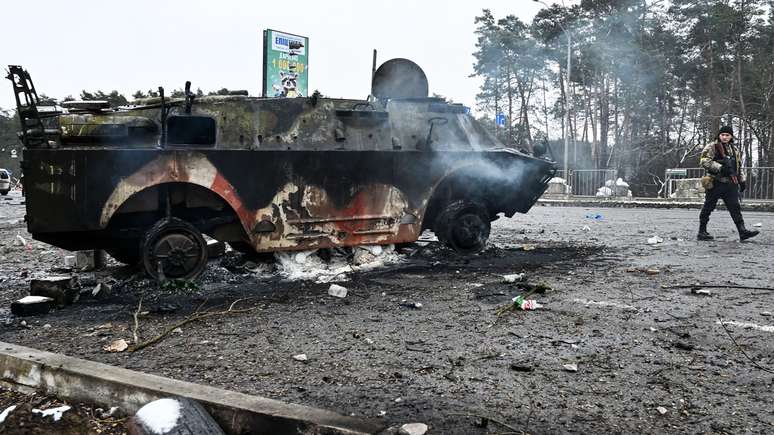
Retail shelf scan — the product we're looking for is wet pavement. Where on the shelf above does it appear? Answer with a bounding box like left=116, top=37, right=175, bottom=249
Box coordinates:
left=1, top=198, right=773, bottom=434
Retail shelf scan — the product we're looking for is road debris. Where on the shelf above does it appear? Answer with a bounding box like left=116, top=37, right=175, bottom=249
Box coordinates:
left=327, top=284, right=348, bottom=298
left=13, top=234, right=27, bottom=247
left=104, top=339, right=129, bottom=353
left=753, top=222, right=762, bottom=227
left=398, top=422, right=428, bottom=435
left=75, top=250, right=105, bottom=270
left=496, top=293, right=543, bottom=315
left=562, top=363, right=578, bottom=372
left=656, top=406, right=668, bottom=415
left=30, top=275, right=80, bottom=307
left=647, top=236, right=664, bottom=245
left=10, top=295, right=54, bottom=317
left=502, top=273, right=525, bottom=283
left=293, top=354, right=308, bottom=362
left=400, top=300, right=423, bottom=309
left=691, top=288, right=712, bottom=296
left=63, top=255, right=76, bottom=268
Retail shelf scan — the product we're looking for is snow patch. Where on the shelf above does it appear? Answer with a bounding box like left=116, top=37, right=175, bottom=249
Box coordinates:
left=135, top=398, right=182, bottom=434
left=0, top=405, right=17, bottom=423
left=717, top=320, right=774, bottom=333
left=573, top=298, right=637, bottom=311
left=16, top=296, right=54, bottom=304
left=31, top=405, right=71, bottom=422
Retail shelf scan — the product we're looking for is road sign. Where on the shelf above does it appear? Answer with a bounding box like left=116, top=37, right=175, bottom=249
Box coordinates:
left=495, top=113, right=506, bottom=127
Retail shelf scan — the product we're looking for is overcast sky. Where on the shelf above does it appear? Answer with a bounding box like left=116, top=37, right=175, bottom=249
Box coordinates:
left=0, top=0, right=560, bottom=113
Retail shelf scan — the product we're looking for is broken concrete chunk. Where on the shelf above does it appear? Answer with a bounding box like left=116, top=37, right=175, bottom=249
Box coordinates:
left=91, top=282, right=113, bottom=298
left=293, top=353, right=308, bottom=362
left=75, top=250, right=106, bottom=270
left=13, top=234, right=27, bottom=247
left=11, top=296, right=54, bottom=317
left=328, top=284, right=348, bottom=298
left=562, top=363, right=578, bottom=372
left=656, top=406, right=668, bottom=415
left=30, top=275, right=80, bottom=307
left=206, top=240, right=226, bottom=258
left=63, top=255, right=76, bottom=268
left=399, top=423, right=428, bottom=435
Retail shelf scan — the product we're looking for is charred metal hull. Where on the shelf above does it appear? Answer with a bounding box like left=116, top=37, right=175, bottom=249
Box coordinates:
left=23, top=148, right=553, bottom=252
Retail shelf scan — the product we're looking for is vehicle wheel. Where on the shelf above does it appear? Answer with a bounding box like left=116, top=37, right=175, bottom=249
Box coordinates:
left=142, top=217, right=208, bottom=280
left=434, top=200, right=491, bottom=254
left=105, top=238, right=141, bottom=265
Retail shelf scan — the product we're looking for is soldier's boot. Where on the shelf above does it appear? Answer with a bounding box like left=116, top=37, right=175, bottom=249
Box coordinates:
left=697, top=220, right=713, bottom=241
left=737, top=223, right=759, bottom=241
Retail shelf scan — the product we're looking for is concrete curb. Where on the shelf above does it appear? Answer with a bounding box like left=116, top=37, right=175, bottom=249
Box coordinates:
left=538, top=198, right=774, bottom=212
left=0, top=342, right=385, bottom=435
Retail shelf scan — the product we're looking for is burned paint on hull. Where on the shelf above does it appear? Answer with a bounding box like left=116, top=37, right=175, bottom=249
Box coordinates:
left=22, top=147, right=554, bottom=253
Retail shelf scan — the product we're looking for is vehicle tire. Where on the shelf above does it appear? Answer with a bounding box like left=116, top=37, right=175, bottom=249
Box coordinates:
left=141, top=217, right=208, bottom=281
left=105, top=238, right=142, bottom=265
left=434, top=200, right=491, bottom=254
left=128, top=397, right=225, bottom=435
left=0, top=190, right=8, bottom=196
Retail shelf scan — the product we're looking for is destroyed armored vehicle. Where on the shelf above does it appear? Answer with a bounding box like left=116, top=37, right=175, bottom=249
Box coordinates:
left=7, top=60, right=555, bottom=280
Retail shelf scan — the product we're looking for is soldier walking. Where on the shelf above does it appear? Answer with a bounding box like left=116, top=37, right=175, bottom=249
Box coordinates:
left=697, top=125, right=759, bottom=241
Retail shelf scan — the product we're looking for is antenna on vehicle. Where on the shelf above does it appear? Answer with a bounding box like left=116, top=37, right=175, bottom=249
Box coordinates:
left=184, top=80, right=194, bottom=115
left=159, top=86, right=167, bottom=148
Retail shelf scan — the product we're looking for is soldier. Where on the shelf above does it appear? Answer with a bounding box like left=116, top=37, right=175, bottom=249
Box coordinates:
left=697, top=125, right=759, bottom=241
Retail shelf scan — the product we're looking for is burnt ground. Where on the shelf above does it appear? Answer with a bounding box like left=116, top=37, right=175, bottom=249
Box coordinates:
left=1, top=189, right=773, bottom=434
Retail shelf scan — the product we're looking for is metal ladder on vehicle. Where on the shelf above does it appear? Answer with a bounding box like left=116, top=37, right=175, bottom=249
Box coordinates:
left=5, top=65, right=46, bottom=147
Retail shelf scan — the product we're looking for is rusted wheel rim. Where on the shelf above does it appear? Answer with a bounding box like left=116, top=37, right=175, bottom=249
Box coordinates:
left=142, top=217, right=208, bottom=281
left=151, top=233, right=202, bottom=277
left=449, top=213, right=487, bottom=252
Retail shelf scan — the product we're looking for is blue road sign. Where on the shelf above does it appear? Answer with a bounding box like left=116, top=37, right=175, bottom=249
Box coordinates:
left=495, top=113, right=506, bottom=127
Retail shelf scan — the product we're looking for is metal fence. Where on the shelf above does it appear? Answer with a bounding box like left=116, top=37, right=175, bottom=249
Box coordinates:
left=555, top=169, right=620, bottom=197
left=665, top=167, right=774, bottom=201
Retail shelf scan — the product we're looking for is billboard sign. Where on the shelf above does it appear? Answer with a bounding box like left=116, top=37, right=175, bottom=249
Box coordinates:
left=262, top=29, right=309, bottom=98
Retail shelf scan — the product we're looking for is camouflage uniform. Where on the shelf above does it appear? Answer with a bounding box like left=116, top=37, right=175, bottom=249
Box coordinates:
left=698, top=138, right=757, bottom=241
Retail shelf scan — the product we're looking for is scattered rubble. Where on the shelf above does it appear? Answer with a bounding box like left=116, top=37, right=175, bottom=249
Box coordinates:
left=327, top=284, right=348, bottom=298
left=30, top=276, right=80, bottom=307
left=398, top=422, right=428, bottom=435
left=647, top=235, right=664, bottom=245
left=502, top=273, right=524, bottom=283
left=10, top=296, right=54, bottom=317
left=562, top=363, right=578, bottom=372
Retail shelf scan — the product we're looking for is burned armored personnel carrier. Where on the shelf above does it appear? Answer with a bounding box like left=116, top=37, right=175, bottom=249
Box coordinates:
left=7, top=60, right=555, bottom=280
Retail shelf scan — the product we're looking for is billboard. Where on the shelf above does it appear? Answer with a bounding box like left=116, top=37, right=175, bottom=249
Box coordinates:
left=262, top=29, right=309, bottom=98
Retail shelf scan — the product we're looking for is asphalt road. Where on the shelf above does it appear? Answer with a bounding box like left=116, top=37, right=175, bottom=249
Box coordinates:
left=0, top=200, right=772, bottom=434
